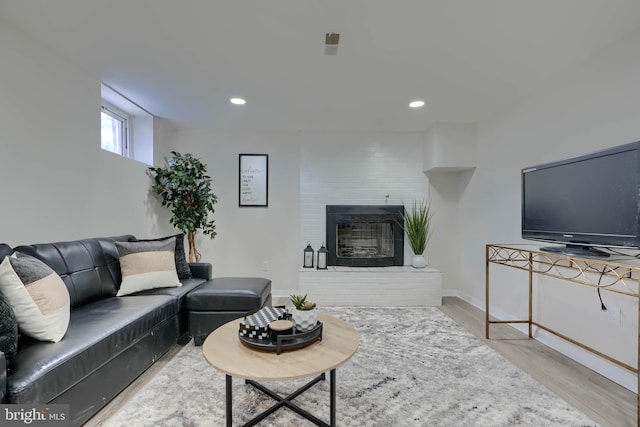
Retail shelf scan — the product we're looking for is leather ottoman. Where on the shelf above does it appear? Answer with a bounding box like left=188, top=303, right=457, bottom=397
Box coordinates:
left=185, top=277, right=272, bottom=346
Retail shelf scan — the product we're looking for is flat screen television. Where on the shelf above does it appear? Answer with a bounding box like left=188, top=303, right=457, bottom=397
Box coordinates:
left=521, top=141, right=640, bottom=257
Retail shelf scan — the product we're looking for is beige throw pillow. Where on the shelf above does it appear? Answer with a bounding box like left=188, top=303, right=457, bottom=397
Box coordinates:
left=115, top=238, right=181, bottom=296
left=0, top=253, right=70, bottom=342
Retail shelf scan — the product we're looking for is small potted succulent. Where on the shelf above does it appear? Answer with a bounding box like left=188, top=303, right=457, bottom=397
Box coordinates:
left=290, top=294, right=317, bottom=331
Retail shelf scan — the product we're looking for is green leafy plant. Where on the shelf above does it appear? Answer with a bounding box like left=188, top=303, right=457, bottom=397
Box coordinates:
left=148, top=151, right=218, bottom=262
left=290, top=294, right=316, bottom=311
left=402, top=199, right=434, bottom=255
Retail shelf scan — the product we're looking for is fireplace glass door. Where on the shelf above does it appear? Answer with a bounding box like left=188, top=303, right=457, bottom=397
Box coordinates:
left=336, top=220, right=394, bottom=259
left=326, top=205, right=404, bottom=267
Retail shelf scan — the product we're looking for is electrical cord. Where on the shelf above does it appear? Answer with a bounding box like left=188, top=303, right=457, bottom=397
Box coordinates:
left=597, top=266, right=607, bottom=310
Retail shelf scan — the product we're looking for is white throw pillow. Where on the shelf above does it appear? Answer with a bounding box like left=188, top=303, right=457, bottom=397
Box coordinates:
left=115, top=238, right=181, bottom=296
left=0, top=253, right=70, bottom=342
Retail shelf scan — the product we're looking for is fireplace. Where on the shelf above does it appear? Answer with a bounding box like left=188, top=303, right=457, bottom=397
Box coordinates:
left=326, top=205, right=404, bottom=267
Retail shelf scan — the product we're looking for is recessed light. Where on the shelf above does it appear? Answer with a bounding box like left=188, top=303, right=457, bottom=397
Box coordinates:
left=230, top=97, right=246, bottom=105
left=409, top=100, right=425, bottom=108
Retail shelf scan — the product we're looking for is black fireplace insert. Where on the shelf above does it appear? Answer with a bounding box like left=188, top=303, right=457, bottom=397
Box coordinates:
left=326, top=205, right=404, bottom=267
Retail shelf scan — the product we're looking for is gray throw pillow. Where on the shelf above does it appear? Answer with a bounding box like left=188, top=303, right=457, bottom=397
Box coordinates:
left=0, top=286, right=19, bottom=367
left=115, top=238, right=181, bottom=296
left=129, top=234, right=192, bottom=280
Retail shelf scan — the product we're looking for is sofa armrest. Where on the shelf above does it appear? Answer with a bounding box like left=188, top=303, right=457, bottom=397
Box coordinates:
left=0, top=351, right=6, bottom=403
left=189, top=263, right=212, bottom=280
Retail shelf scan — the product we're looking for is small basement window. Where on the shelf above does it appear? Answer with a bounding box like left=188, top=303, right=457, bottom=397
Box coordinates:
left=100, top=83, right=154, bottom=165
left=101, top=101, right=131, bottom=157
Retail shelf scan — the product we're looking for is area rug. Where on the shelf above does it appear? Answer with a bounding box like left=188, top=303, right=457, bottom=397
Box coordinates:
left=103, top=307, right=598, bottom=427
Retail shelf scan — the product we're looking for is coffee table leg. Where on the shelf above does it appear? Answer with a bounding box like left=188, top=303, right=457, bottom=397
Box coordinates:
left=226, top=375, right=232, bottom=427
left=330, top=369, right=336, bottom=426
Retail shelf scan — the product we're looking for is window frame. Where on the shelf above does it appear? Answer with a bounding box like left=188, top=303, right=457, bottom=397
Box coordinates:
left=101, top=100, right=133, bottom=158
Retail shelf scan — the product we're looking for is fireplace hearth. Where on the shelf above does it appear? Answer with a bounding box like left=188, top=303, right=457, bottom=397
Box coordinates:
left=326, top=205, right=404, bottom=267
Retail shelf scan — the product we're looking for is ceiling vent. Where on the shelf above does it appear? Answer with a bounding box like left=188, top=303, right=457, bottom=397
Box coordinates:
left=324, top=32, right=340, bottom=55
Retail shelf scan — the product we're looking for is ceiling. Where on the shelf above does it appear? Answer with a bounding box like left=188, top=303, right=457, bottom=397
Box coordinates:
left=2, top=0, right=640, bottom=132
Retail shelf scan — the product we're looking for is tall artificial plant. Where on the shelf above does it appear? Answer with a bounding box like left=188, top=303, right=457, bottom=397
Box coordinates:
left=402, top=200, right=434, bottom=256
left=148, top=151, right=218, bottom=262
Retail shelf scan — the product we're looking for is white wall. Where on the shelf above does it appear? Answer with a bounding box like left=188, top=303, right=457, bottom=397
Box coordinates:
left=458, top=28, right=640, bottom=390
left=0, top=21, right=173, bottom=245
left=423, top=123, right=477, bottom=293
left=169, top=130, right=431, bottom=291
left=427, top=170, right=472, bottom=293
left=165, top=130, right=301, bottom=290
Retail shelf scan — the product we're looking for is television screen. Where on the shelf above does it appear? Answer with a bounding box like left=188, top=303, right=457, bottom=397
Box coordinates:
left=521, top=141, right=640, bottom=256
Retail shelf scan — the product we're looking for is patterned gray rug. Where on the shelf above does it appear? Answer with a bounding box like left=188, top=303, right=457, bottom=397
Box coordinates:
left=103, top=307, right=598, bottom=427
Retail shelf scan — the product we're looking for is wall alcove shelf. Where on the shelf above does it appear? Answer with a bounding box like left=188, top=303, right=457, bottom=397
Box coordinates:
left=485, top=244, right=640, bottom=422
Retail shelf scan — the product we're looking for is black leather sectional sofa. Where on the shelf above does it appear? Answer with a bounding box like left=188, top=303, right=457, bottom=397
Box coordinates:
left=0, top=235, right=271, bottom=426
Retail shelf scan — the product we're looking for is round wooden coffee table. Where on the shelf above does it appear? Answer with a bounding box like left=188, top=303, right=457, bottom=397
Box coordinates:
left=203, top=313, right=359, bottom=427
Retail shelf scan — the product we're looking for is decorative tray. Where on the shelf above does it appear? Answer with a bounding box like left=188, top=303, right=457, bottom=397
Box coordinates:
left=239, top=321, right=323, bottom=355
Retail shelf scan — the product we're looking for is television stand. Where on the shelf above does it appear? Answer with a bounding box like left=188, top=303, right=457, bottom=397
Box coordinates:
left=539, top=244, right=610, bottom=258
left=486, top=244, right=640, bottom=423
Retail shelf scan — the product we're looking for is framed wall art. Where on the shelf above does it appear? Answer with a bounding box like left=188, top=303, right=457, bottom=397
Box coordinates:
left=239, top=154, right=269, bottom=207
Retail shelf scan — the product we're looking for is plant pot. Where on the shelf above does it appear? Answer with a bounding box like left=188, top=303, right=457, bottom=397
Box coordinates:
left=411, top=254, right=427, bottom=269
left=291, top=308, right=318, bottom=331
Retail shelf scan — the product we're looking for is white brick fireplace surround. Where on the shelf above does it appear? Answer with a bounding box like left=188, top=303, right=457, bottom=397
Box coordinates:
left=295, top=133, right=442, bottom=306
left=299, top=266, right=442, bottom=306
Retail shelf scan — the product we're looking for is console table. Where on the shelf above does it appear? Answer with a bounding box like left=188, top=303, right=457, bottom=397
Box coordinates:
left=485, top=244, right=640, bottom=420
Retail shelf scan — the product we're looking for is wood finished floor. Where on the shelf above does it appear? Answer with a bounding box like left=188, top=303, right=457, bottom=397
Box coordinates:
left=439, top=297, right=636, bottom=427
left=85, top=297, right=637, bottom=426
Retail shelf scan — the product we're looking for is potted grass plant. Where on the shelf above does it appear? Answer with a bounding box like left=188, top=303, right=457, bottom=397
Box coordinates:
left=148, top=151, right=218, bottom=263
left=402, top=199, right=434, bottom=268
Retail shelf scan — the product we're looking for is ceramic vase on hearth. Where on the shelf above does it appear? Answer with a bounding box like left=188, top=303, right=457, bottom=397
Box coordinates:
left=411, top=254, right=427, bottom=269
left=291, top=308, right=318, bottom=332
